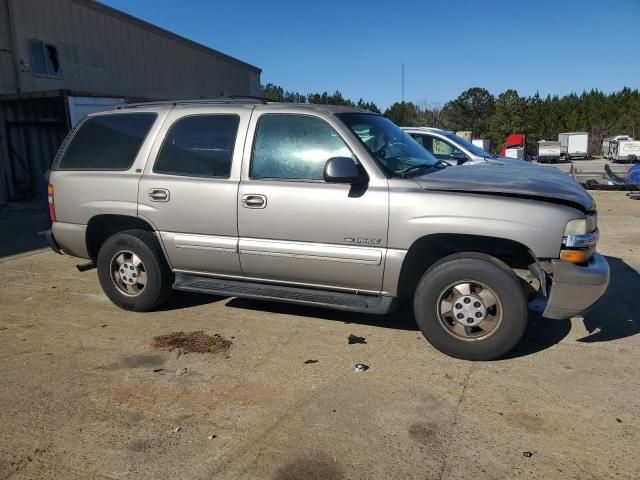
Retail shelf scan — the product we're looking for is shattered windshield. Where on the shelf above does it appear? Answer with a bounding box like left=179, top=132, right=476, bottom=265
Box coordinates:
left=337, top=113, right=442, bottom=177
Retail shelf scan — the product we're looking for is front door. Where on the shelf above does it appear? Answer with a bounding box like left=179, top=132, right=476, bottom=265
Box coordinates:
left=138, top=106, right=252, bottom=275
left=237, top=113, right=388, bottom=292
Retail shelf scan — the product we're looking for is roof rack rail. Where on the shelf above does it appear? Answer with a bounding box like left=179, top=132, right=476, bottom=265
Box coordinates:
left=115, top=96, right=277, bottom=110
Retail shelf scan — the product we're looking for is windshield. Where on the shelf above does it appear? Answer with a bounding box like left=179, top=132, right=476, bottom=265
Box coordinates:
left=443, top=132, right=493, bottom=158
left=337, top=113, right=440, bottom=176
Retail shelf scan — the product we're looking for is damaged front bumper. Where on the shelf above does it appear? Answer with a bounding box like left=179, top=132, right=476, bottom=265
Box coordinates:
left=542, top=253, right=610, bottom=320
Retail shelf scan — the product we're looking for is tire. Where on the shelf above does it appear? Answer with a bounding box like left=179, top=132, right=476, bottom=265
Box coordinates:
left=413, top=252, right=527, bottom=361
left=97, top=229, right=173, bottom=312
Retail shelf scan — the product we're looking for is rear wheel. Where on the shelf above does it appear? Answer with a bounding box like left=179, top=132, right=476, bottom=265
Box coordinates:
left=413, top=253, right=527, bottom=361
left=97, top=229, right=173, bottom=311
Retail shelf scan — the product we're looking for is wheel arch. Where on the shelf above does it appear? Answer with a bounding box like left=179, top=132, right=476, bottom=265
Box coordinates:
left=394, top=233, right=536, bottom=302
left=85, top=214, right=156, bottom=259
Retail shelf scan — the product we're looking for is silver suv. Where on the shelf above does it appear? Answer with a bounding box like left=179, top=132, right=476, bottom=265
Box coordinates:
left=46, top=98, right=609, bottom=360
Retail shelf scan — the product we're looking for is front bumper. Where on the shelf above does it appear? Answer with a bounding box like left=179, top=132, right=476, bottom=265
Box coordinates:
left=543, top=252, right=610, bottom=320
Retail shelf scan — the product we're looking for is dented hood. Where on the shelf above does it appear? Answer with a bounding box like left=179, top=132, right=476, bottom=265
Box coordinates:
left=414, top=161, right=594, bottom=211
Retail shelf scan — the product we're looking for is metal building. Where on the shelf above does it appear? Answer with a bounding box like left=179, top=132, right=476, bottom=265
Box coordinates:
left=0, top=0, right=261, bottom=202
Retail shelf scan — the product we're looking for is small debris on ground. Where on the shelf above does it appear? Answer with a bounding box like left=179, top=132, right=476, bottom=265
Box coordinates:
left=101, top=324, right=108, bottom=328
left=355, top=363, right=369, bottom=373
left=152, top=368, right=166, bottom=374
left=175, top=367, right=187, bottom=376
left=152, top=331, right=232, bottom=355
left=173, top=426, right=181, bottom=433
left=348, top=334, right=366, bottom=345
left=303, top=359, right=319, bottom=364
left=523, top=451, right=533, bottom=458
left=208, top=434, right=217, bottom=440
left=616, top=418, right=622, bottom=423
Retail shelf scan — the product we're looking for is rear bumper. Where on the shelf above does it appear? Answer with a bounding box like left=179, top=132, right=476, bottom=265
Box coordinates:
left=45, top=229, right=62, bottom=255
left=49, top=222, right=90, bottom=259
left=543, top=253, right=610, bottom=320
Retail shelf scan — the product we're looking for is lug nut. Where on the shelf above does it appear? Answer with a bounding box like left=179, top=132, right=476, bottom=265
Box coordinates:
left=463, top=298, right=470, bottom=304
left=467, top=318, right=474, bottom=324
left=475, top=312, right=483, bottom=318
left=457, top=313, right=464, bottom=319
left=455, top=303, right=462, bottom=309
left=474, top=302, right=481, bottom=308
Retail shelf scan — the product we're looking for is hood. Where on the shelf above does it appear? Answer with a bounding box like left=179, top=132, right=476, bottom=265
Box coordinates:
left=414, top=162, right=594, bottom=212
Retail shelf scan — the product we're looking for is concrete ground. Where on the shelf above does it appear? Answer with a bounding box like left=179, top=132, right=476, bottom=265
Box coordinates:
left=1, top=191, right=639, bottom=480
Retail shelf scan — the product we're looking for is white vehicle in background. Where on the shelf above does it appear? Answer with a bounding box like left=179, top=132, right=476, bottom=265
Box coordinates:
left=472, top=138, right=491, bottom=152
left=602, top=135, right=630, bottom=158
left=403, top=127, right=516, bottom=165
left=559, top=132, right=589, bottom=160
left=604, top=136, right=640, bottom=163
left=505, top=147, right=525, bottom=160
left=537, top=140, right=562, bottom=163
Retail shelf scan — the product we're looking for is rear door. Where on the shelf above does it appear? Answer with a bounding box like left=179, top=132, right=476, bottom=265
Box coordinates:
left=138, top=105, right=252, bottom=275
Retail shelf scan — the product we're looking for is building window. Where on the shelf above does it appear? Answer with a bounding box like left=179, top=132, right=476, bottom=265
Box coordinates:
left=29, top=39, right=61, bottom=77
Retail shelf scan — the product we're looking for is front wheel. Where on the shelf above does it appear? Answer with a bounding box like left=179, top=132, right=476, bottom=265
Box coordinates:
left=413, top=253, right=527, bottom=361
left=97, top=230, right=173, bottom=312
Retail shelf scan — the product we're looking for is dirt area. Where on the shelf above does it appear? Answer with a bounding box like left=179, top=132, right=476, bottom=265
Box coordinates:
left=152, top=331, right=233, bottom=355
left=0, top=191, right=639, bottom=479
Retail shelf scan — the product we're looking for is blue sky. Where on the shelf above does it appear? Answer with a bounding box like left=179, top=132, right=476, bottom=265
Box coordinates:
left=102, top=0, right=640, bottom=109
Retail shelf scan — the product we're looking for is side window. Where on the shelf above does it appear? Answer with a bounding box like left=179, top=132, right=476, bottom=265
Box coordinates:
left=432, top=138, right=456, bottom=156
left=57, top=113, right=156, bottom=170
left=154, top=115, right=239, bottom=178
left=250, top=114, right=352, bottom=180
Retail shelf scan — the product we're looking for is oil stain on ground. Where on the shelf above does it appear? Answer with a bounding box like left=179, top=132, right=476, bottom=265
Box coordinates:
left=152, top=331, right=232, bottom=355
left=108, top=354, right=166, bottom=369
left=409, top=422, right=440, bottom=446
left=273, top=452, right=343, bottom=480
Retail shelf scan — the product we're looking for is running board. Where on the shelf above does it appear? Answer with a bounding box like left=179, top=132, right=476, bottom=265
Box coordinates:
left=173, top=273, right=394, bottom=314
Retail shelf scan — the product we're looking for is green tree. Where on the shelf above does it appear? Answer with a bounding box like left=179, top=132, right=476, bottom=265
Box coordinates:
left=442, top=87, right=495, bottom=137
left=383, top=101, right=422, bottom=126
left=489, top=89, right=527, bottom=148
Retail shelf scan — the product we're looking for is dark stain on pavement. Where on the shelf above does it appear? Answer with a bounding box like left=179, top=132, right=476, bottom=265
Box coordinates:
left=108, top=354, right=166, bottom=369
left=273, top=453, right=343, bottom=480
left=409, top=422, right=439, bottom=446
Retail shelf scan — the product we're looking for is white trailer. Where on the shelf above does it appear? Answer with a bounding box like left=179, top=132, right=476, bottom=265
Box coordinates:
left=609, top=138, right=640, bottom=163
left=505, top=147, right=525, bottom=160
left=472, top=139, right=491, bottom=152
left=537, top=140, right=561, bottom=163
left=558, top=132, right=589, bottom=159
left=67, top=96, right=125, bottom=127
left=602, top=135, right=630, bottom=158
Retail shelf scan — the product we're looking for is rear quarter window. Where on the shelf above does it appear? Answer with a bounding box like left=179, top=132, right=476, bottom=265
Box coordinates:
left=57, top=113, right=156, bottom=170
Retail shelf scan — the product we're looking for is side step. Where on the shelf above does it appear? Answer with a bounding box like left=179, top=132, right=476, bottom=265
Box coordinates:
left=173, top=273, right=394, bottom=314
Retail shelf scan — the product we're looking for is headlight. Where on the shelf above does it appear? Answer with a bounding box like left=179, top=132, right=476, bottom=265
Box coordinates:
left=561, top=214, right=598, bottom=264
left=564, top=214, right=597, bottom=235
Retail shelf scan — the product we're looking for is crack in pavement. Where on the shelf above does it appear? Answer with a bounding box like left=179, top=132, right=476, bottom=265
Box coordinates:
left=438, top=361, right=475, bottom=480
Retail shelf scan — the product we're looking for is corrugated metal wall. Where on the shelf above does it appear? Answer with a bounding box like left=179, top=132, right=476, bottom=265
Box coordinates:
left=0, top=0, right=18, bottom=93
left=2, top=0, right=261, bottom=99
left=0, top=94, right=68, bottom=202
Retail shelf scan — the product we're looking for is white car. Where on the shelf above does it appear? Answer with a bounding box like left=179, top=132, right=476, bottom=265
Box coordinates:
left=403, top=127, right=516, bottom=165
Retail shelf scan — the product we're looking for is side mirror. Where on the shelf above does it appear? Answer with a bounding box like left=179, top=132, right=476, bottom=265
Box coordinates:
left=323, top=157, right=367, bottom=184
left=449, top=151, right=467, bottom=165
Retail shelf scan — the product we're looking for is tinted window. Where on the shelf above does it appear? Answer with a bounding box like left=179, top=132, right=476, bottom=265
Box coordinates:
left=58, top=113, right=156, bottom=170
left=251, top=115, right=352, bottom=180
left=154, top=115, right=239, bottom=178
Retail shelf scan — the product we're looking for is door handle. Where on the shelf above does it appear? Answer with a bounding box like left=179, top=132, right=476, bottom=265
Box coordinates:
left=241, top=194, right=267, bottom=209
left=149, top=188, right=170, bottom=202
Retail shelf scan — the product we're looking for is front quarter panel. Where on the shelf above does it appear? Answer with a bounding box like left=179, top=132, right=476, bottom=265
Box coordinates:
left=387, top=178, right=583, bottom=259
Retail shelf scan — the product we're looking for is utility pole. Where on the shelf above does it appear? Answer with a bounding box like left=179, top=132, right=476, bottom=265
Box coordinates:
left=401, top=62, right=405, bottom=103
